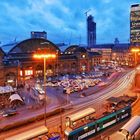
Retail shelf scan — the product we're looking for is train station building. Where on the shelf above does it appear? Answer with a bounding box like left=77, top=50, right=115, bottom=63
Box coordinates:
left=0, top=38, right=101, bottom=86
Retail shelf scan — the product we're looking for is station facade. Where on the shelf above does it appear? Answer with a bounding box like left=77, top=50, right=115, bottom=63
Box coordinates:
left=0, top=38, right=101, bottom=86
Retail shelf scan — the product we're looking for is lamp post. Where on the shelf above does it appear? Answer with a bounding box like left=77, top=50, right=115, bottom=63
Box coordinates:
left=131, top=48, right=140, bottom=66
left=33, top=50, right=56, bottom=126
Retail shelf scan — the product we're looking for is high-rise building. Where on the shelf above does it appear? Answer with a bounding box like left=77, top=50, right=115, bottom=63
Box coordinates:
left=87, top=15, right=96, bottom=48
left=31, top=31, right=47, bottom=39
left=130, top=4, right=140, bottom=46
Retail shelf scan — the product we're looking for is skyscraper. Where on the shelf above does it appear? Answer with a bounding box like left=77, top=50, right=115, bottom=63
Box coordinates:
left=87, top=15, right=96, bottom=48
left=130, top=4, right=140, bottom=46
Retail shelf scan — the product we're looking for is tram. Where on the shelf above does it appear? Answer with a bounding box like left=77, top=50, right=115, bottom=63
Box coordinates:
left=64, top=106, right=131, bottom=140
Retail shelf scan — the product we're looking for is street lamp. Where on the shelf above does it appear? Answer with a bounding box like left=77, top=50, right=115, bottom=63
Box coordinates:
left=131, top=48, right=140, bottom=66
left=33, top=49, right=56, bottom=126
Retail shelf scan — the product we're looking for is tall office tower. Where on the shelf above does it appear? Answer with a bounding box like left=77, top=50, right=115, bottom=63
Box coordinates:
left=87, top=15, right=96, bottom=48
left=130, top=4, right=140, bottom=46
left=31, top=31, right=47, bottom=39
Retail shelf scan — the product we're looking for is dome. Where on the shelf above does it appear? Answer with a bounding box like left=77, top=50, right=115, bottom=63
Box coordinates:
left=64, top=45, right=79, bottom=53
left=74, top=47, right=87, bottom=53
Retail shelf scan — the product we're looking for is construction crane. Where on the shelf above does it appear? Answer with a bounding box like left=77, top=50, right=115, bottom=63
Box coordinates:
left=84, top=9, right=91, bottom=17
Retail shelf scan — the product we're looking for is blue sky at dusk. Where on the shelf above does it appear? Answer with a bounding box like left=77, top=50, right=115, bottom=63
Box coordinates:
left=0, top=0, right=139, bottom=45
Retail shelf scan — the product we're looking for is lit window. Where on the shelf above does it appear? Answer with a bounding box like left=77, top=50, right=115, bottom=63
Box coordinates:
left=36, top=70, right=42, bottom=74
left=20, top=70, right=23, bottom=76
left=25, top=70, right=33, bottom=76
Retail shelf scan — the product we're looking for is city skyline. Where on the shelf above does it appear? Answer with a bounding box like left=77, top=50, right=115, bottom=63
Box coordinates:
left=0, top=0, right=139, bottom=45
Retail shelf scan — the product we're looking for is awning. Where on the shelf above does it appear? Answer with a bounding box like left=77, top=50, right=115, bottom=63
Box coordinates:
left=120, top=116, right=140, bottom=135
left=9, top=94, right=23, bottom=102
left=106, top=97, right=121, bottom=104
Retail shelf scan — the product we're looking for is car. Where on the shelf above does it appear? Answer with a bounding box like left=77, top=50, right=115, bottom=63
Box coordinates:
left=2, top=109, right=18, bottom=117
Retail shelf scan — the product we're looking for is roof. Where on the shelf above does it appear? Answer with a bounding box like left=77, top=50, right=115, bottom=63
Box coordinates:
left=120, top=116, right=140, bottom=135
left=96, top=112, right=116, bottom=123
left=106, top=97, right=122, bottom=104
left=74, top=47, right=87, bottom=53
left=64, top=45, right=79, bottom=53
left=93, top=44, right=114, bottom=49
left=8, top=38, right=60, bottom=54
left=113, top=43, right=130, bottom=52
left=64, top=45, right=87, bottom=53
left=5, top=126, right=48, bottom=140
left=0, top=47, right=6, bottom=55
left=9, top=94, right=23, bottom=102
left=1, top=42, right=19, bottom=53
left=56, top=43, right=69, bottom=52
left=66, top=108, right=95, bottom=122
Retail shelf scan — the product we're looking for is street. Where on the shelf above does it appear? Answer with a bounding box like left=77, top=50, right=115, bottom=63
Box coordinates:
left=0, top=69, right=137, bottom=140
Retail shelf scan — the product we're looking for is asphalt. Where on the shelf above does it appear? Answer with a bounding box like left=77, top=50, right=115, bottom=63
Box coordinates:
left=0, top=71, right=127, bottom=131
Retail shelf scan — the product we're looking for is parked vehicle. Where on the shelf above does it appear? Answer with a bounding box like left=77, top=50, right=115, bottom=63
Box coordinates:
left=3, top=109, right=18, bottom=117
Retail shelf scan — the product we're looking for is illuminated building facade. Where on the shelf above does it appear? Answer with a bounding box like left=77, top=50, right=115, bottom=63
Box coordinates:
left=130, top=4, right=140, bottom=46
left=91, top=44, right=113, bottom=63
left=0, top=38, right=101, bottom=86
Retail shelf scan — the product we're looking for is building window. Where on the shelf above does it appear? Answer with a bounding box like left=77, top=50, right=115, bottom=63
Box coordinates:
left=20, top=70, right=23, bottom=76
left=36, top=70, right=42, bottom=74
left=25, top=70, right=33, bottom=76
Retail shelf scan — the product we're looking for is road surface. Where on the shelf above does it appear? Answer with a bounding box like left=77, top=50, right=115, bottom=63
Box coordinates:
left=0, top=70, right=136, bottom=139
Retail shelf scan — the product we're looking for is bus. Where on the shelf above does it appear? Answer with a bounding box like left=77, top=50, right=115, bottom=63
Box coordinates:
left=108, top=115, right=140, bottom=140
left=65, top=107, right=96, bottom=128
left=64, top=105, right=131, bottom=140
left=5, top=126, right=48, bottom=140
